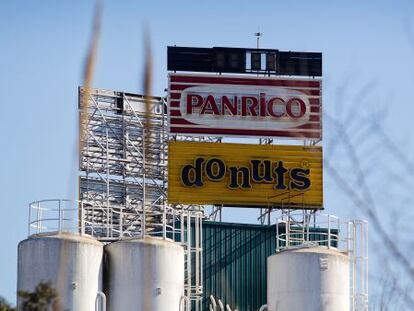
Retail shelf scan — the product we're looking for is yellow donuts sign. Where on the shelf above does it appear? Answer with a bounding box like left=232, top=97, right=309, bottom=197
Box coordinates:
left=168, top=141, right=323, bottom=208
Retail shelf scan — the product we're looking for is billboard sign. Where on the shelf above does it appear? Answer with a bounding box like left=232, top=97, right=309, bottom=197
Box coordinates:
left=168, top=141, right=323, bottom=208
left=168, top=74, right=322, bottom=140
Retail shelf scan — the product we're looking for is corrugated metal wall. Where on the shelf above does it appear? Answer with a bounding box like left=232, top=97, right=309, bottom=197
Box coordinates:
left=200, top=221, right=336, bottom=311
left=201, top=221, right=274, bottom=311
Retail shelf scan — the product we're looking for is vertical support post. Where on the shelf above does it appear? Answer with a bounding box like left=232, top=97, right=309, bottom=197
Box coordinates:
left=120, top=204, right=123, bottom=238
left=199, top=211, right=203, bottom=311
left=286, top=215, right=290, bottom=248
left=186, top=212, right=191, bottom=305
left=327, top=214, right=331, bottom=248
left=302, top=209, right=305, bottom=244
left=92, top=204, right=95, bottom=237
left=219, top=205, right=222, bottom=222
left=28, top=203, right=32, bottom=236
left=80, top=201, right=85, bottom=235
left=276, top=219, right=279, bottom=251
left=172, top=210, right=176, bottom=241
left=142, top=128, right=146, bottom=238
left=195, top=212, right=200, bottom=309
left=162, top=205, right=167, bottom=240
left=267, top=207, right=271, bottom=225
left=106, top=127, right=110, bottom=238
left=337, top=216, right=340, bottom=247
left=37, top=202, right=41, bottom=234
left=58, top=200, right=62, bottom=233
left=180, top=213, right=185, bottom=245
left=365, top=222, right=369, bottom=310
left=352, top=221, right=357, bottom=310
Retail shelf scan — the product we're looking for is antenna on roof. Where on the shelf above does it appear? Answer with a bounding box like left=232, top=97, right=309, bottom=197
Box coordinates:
left=254, top=29, right=263, bottom=49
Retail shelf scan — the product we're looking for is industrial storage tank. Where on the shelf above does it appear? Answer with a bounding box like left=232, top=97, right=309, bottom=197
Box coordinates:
left=105, top=237, right=185, bottom=311
left=17, top=232, right=103, bottom=311
left=267, top=246, right=349, bottom=311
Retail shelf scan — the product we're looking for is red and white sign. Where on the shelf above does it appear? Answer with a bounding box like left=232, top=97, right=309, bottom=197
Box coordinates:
left=168, top=73, right=322, bottom=140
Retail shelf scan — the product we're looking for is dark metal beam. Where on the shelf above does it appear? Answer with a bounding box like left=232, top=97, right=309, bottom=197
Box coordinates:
left=167, top=46, right=322, bottom=77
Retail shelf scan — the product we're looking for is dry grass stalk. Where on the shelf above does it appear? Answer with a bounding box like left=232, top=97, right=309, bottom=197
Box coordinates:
left=142, top=28, right=153, bottom=157
left=79, top=0, right=102, bottom=154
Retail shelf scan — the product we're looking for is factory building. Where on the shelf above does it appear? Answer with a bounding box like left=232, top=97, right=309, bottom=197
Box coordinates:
left=17, top=46, right=368, bottom=311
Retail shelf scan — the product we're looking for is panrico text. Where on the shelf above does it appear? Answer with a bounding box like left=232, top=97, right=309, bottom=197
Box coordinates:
left=186, top=93, right=306, bottom=119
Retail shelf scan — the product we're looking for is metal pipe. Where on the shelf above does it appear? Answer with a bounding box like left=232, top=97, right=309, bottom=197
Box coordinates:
left=209, top=295, right=217, bottom=311
left=179, top=295, right=190, bottom=311
left=217, top=299, right=224, bottom=311
left=95, top=291, right=106, bottom=311
left=259, top=304, right=268, bottom=311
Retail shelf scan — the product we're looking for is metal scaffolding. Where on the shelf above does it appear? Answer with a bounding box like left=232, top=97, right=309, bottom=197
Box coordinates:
left=78, top=87, right=203, bottom=310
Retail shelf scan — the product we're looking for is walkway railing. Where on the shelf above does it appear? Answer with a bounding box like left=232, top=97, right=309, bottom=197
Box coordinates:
left=275, top=211, right=368, bottom=311
left=28, top=199, right=83, bottom=236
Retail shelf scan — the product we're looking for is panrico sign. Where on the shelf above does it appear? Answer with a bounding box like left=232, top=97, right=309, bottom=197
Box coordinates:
left=169, top=74, right=322, bottom=140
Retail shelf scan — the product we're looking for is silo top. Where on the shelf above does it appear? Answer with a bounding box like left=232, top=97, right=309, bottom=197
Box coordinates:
left=275, top=245, right=349, bottom=259
left=23, top=231, right=103, bottom=247
left=107, top=236, right=183, bottom=250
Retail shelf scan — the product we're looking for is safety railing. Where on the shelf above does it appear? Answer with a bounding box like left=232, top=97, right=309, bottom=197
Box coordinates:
left=28, top=198, right=204, bottom=311
left=27, top=199, right=199, bottom=243
left=276, top=212, right=353, bottom=252
left=275, top=211, right=368, bottom=311
left=28, top=199, right=83, bottom=236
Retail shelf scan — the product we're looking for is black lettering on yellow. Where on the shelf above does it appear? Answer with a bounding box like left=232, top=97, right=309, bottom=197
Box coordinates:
left=180, top=157, right=204, bottom=187
left=180, top=157, right=312, bottom=193
left=250, top=160, right=273, bottom=183
left=274, top=161, right=288, bottom=190
left=289, top=168, right=311, bottom=190
left=228, top=166, right=251, bottom=189
left=205, top=158, right=226, bottom=181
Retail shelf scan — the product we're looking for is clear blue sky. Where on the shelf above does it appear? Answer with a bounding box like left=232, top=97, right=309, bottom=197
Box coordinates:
left=1, top=0, right=414, bottom=304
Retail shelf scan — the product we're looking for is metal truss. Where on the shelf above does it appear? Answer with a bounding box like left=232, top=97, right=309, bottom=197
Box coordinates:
left=79, top=87, right=169, bottom=238
left=78, top=87, right=206, bottom=309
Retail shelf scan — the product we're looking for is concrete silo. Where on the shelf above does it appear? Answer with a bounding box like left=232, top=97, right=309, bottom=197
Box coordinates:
left=104, top=237, right=185, bottom=311
left=267, top=246, right=350, bottom=311
left=17, top=232, right=103, bottom=311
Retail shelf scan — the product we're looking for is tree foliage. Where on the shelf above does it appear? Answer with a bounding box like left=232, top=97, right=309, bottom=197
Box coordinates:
left=0, top=297, right=15, bottom=311
left=17, top=282, right=57, bottom=311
